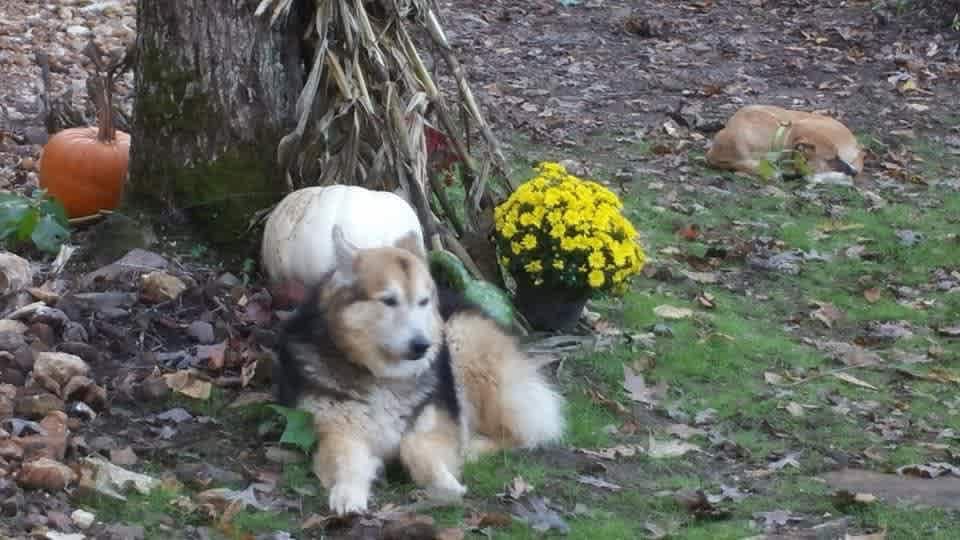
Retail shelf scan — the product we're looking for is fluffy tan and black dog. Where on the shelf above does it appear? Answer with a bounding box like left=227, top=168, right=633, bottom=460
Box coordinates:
left=705, top=104, right=864, bottom=181
left=273, top=226, right=565, bottom=516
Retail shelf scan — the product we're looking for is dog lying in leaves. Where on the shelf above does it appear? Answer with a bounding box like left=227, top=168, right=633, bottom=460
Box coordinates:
left=273, top=225, right=565, bottom=515
left=706, top=104, right=864, bottom=182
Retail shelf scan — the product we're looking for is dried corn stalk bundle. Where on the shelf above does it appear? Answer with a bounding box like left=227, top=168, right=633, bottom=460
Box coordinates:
left=255, top=0, right=510, bottom=276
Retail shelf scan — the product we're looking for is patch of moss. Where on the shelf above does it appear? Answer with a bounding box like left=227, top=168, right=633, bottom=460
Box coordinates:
left=130, top=45, right=285, bottom=253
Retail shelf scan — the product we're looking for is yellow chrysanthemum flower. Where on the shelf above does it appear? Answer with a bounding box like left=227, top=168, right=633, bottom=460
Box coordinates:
left=588, top=250, right=606, bottom=269
left=521, top=234, right=537, bottom=250
left=588, top=270, right=605, bottom=288
left=494, top=161, right=645, bottom=292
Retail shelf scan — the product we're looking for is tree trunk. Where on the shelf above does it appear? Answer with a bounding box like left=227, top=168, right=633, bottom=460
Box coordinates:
left=128, top=0, right=307, bottom=248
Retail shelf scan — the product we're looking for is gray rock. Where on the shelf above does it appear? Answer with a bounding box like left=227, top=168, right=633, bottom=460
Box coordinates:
left=187, top=321, right=215, bottom=344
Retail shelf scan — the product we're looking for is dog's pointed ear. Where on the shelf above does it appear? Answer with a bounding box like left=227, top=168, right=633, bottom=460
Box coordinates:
left=393, top=230, right=427, bottom=261
left=332, top=225, right=359, bottom=282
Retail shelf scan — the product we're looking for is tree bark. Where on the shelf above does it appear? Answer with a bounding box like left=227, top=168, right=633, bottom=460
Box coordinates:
left=129, top=0, right=307, bottom=247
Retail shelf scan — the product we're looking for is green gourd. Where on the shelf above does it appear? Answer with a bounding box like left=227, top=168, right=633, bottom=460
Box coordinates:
left=428, top=249, right=515, bottom=328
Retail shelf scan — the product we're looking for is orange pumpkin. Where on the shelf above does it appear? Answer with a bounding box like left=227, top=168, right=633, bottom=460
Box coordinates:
left=38, top=43, right=130, bottom=219
left=39, top=126, right=130, bottom=218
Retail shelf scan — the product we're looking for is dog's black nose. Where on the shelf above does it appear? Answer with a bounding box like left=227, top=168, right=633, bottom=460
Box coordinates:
left=406, top=337, right=431, bottom=360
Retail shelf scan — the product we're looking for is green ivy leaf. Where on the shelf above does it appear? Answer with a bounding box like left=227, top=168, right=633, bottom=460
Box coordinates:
left=755, top=160, right=777, bottom=182
left=267, top=404, right=316, bottom=454
left=36, top=196, right=69, bottom=227
left=31, top=214, right=70, bottom=254
left=15, top=209, right=39, bottom=243
left=0, top=195, right=32, bottom=240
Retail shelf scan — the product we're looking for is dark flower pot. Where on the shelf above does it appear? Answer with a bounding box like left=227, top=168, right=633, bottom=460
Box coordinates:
left=513, top=278, right=590, bottom=332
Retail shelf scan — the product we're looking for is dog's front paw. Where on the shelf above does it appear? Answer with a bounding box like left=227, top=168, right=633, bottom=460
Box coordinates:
left=328, top=482, right=370, bottom=516
left=426, top=471, right=467, bottom=503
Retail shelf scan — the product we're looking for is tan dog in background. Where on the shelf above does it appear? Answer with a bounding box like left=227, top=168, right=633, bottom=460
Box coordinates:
left=706, top=105, right=864, bottom=181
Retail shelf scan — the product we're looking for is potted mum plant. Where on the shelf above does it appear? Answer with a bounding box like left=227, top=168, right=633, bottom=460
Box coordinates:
left=494, top=162, right=646, bottom=331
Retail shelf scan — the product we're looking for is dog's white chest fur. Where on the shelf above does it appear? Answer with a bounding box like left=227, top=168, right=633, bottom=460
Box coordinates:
left=298, top=379, right=434, bottom=459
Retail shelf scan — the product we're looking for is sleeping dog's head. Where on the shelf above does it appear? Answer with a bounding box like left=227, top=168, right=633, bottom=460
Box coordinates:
left=321, top=225, right=443, bottom=379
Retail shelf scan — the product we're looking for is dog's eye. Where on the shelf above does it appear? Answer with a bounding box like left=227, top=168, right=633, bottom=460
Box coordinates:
left=381, top=297, right=398, bottom=307
left=418, top=297, right=430, bottom=307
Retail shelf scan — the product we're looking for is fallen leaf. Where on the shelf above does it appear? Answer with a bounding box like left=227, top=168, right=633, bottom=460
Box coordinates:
left=896, top=462, right=960, bottom=478
left=464, top=511, right=513, bottom=530
left=647, top=435, right=701, bottom=459
left=768, top=451, right=802, bottom=471
left=654, top=305, right=694, bottom=319
left=228, top=391, right=274, bottom=408
left=831, top=372, right=879, bottom=390
left=832, top=489, right=878, bottom=507
left=576, top=475, right=622, bottom=491
left=928, top=368, right=960, bottom=384
left=510, top=496, right=569, bottom=534
left=785, top=402, right=805, bottom=418
left=681, top=270, right=718, bottom=284
left=623, top=364, right=668, bottom=407
left=937, top=324, right=960, bottom=337
left=575, top=445, right=642, bottom=460
left=816, top=341, right=883, bottom=367
left=696, top=292, right=716, bottom=309
left=673, top=489, right=730, bottom=519
left=811, top=301, right=845, bottom=328
left=163, top=370, right=213, bottom=400
left=863, top=288, right=882, bottom=303
left=268, top=405, right=316, bottom=453
left=77, top=456, right=160, bottom=500
left=694, top=408, right=717, bottom=425
left=764, top=372, right=786, bottom=385
left=506, top=476, right=534, bottom=499
left=196, top=484, right=275, bottom=512
left=754, top=509, right=801, bottom=528
left=196, top=341, right=228, bottom=371
left=585, top=387, right=629, bottom=415
left=241, top=359, right=258, bottom=388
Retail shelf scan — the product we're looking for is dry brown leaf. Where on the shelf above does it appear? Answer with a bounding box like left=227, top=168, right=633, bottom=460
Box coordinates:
left=654, top=305, right=694, bottom=319
left=647, top=436, right=701, bottom=459
left=831, top=372, right=878, bottom=390
left=928, top=368, right=960, bottom=384
left=623, top=364, right=668, bottom=407
left=464, top=511, right=513, bottom=529
left=863, top=287, right=882, bottom=303
left=197, top=341, right=228, bottom=371
left=681, top=270, right=718, bottom=284
left=811, top=301, right=845, bottom=328
left=785, top=402, right=805, bottom=417
left=507, top=476, right=533, bottom=499
left=585, top=387, right=629, bottom=415
left=163, top=370, right=213, bottom=400
left=576, top=475, right=622, bottom=491
left=576, top=445, right=642, bottom=460
left=764, top=372, right=785, bottom=385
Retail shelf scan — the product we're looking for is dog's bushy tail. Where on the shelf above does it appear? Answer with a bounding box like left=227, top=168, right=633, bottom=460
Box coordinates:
left=447, top=313, right=565, bottom=450
left=496, top=353, right=566, bottom=448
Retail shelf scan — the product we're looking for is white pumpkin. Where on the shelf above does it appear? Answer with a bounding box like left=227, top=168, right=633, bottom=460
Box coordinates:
left=260, top=184, right=425, bottom=285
